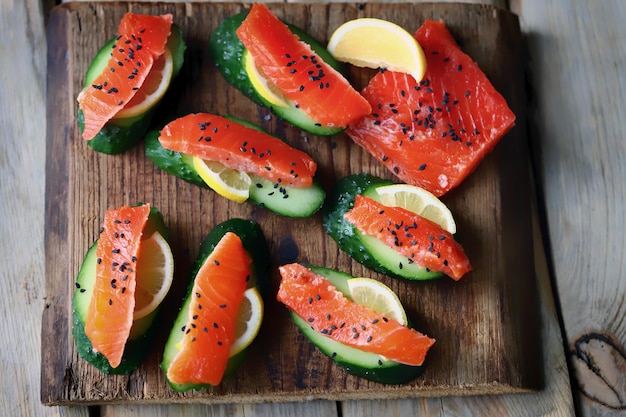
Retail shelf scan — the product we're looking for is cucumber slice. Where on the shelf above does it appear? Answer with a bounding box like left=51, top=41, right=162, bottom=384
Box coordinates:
left=293, top=266, right=425, bottom=384
left=144, top=126, right=326, bottom=218
left=323, top=173, right=443, bottom=281
left=161, top=219, right=270, bottom=391
left=78, top=24, right=186, bottom=154
left=72, top=207, right=169, bottom=374
left=249, top=175, right=325, bottom=218
left=144, top=129, right=207, bottom=188
left=208, top=10, right=345, bottom=136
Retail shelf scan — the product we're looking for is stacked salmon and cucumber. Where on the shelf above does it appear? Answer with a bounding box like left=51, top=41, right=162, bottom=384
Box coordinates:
left=74, top=3, right=515, bottom=388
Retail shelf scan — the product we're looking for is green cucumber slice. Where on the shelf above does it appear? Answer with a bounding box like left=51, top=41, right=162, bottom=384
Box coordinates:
left=249, top=175, right=325, bottom=218
left=144, top=125, right=325, bottom=218
left=78, top=24, right=186, bottom=154
left=71, top=206, right=169, bottom=374
left=292, top=266, right=425, bottom=384
left=161, top=219, right=270, bottom=391
left=323, top=173, right=443, bottom=281
left=208, top=10, right=345, bottom=136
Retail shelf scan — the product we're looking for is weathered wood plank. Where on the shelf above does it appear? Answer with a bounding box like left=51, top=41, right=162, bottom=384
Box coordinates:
left=0, top=0, right=89, bottom=416
left=43, top=0, right=537, bottom=409
left=511, top=0, right=626, bottom=415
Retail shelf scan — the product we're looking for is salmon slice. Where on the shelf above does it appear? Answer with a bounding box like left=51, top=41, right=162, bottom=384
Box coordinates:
left=77, top=13, right=173, bottom=140
left=166, top=232, right=251, bottom=386
left=84, top=204, right=151, bottom=368
left=236, top=3, right=371, bottom=128
left=158, top=113, right=318, bottom=187
left=346, top=19, right=516, bottom=196
left=277, top=263, right=435, bottom=366
left=344, top=195, right=472, bottom=280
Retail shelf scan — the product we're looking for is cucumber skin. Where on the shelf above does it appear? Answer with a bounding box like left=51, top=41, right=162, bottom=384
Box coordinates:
left=323, top=173, right=444, bottom=281
left=161, top=218, right=271, bottom=392
left=322, top=173, right=393, bottom=273
left=144, top=124, right=326, bottom=218
left=144, top=129, right=207, bottom=188
left=208, top=10, right=345, bottom=136
left=72, top=206, right=169, bottom=374
left=292, top=266, right=426, bottom=385
left=79, top=25, right=186, bottom=154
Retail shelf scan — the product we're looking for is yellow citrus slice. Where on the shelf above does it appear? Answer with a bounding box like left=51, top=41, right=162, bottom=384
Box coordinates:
left=327, top=18, right=427, bottom=83
left=229, top=287, right=264, bottom=357
left=192, top=156, right=251, bottom=203
left=347, top=277, right=407, bottom=325
left=133, top=230, right=174, bottom=320
left=375, top=183, right=456, bottom=234
left=243, top=50, right=290, bottom=108
left=115, top=49, right=174, bottom=119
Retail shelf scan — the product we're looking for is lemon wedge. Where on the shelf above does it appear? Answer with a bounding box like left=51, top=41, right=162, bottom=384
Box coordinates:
left=192, top=156, right=251, bottom=203
left=327, top=18, right=426, bottom=83
left=243, top=50, right=290, bottom=108
left=375, top=183, right=456, bottom=234
left=347, top=277, right=407, bottom=325
left=115, top=49, right=174, bottom=119
left=133, top=231, right=174, bottom=320
left=229, top=287, right=264, bottom=357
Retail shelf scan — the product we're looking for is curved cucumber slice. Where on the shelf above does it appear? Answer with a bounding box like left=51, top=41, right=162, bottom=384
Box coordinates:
left=144, top=126, right=325, bottom=218
left=71, top=207, right=169, bottom=374
left=249, top=175, right=325, bottom=218
left=208, top=10, right=345, bottom=136
left=323, top=173, right=443, bottom=281
left=161, top=219, right=270, bottom=392
left=294, top=266, right=425, bottom=384
left=79, top=25, right=186, bottom=154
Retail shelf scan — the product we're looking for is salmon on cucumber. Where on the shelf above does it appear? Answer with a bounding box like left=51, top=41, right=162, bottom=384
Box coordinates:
left=277, top=264, right=435, bottom=384
left=72, top=204, right=174, bottom=374
left=209, top=3, right=371, bottom=135
left=149, top=113, right=326, bottom=217
left=77, top=12, right=186, bottom=154
left=161, top=219, right=270, bottom=391
left=323, top=173, right=471, bottom=281
left=346, top=19, right=516, bottom=196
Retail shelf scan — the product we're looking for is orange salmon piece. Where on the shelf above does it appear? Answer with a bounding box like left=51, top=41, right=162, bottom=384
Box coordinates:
left=277, top=263, right=435, bottom=366
left=236, top=3, right=371, bottom=128
left=166, top=232, right=251, bottom=386
left=77, top=13, right=172, bottom=140
left=84, top=204, right=151, bottom=368
left=344, top=195, right=472, bottom=280
left=158, top=113, right=317, bottom=188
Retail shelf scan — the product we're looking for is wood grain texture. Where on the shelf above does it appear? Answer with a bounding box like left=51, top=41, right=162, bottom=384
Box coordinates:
left=41, top=1, right=538, bottom=406
left=0, top=0, right=87, bottom=416
left=511, top=0, right=626, bottom=415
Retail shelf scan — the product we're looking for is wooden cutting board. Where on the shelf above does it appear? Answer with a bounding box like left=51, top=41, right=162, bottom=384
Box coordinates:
left=41, top=1, right=539, bottom=405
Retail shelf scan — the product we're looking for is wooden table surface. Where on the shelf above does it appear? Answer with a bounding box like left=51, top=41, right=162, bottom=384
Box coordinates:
left=2, top=0, right=624, bottom=416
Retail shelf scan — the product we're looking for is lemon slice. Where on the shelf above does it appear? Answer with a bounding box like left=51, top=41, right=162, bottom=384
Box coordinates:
left=347, top=277, right=407, bottom=325
left=133, top=231, right=174, bottom=320
left=327, top=18, right=427, bottom=83
left=115, top=49, right=174, bottom=119
left=192, top=156, right=251, bottom=203
left=375, top=183, right=456, bottom=234
left=229, top=287, right=264, bottom=357
left=243, top=50, right=290, bottom=108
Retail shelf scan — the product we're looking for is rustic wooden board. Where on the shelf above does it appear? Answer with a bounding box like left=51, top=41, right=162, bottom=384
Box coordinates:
left=41, top=1, right=539, bottom=405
